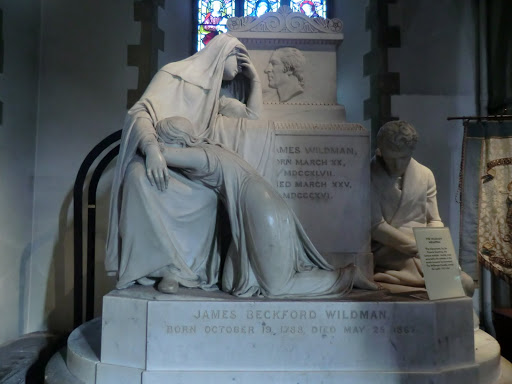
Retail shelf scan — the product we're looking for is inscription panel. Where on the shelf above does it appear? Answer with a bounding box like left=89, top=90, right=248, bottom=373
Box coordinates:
left=144, top=298, right=474, bottom=371
left=273, top=129, right=370, bottom=254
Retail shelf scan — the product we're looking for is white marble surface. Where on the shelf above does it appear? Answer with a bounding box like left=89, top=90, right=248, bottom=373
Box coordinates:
left=475, top=329, right=502, bottom=384
left=67, top=317, right=101, bottom=383
left=498, top=357, right=512, bottom=384
left=272, top=123, right=370, bottom=259
left=101, top=296, right=148, bottom=369
left=260, top=103, right=346, bottom=123
left=142, top=369, right=478, bottom=384
left=100, top=287, right=475, bottom=374
left=49, top=291, right=510, bottom=384
left=96, top=363, right=142, bottom=384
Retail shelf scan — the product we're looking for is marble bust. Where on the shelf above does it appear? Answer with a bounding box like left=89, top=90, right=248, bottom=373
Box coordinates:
left=264, top=47, right=305, bottom=102
left=370, top=120, right=474, bottom=295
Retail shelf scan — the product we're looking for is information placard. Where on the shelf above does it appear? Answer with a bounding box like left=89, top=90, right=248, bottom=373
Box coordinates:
left=413, top=227, right=465, bottom=300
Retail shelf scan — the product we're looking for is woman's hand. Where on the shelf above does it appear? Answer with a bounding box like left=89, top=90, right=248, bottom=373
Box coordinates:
left=145, top=145, right=170, bottom=191
left=235, top=47, right=263, bottom=119
left=237, top=48, right=259, bottom=82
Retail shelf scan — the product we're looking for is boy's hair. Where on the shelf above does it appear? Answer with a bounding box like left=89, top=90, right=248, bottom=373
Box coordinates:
left=376, top=120, right=418, bottom=152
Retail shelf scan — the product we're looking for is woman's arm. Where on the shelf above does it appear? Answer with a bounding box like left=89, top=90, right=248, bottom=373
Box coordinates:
left=161, top=146, right=208, bottom=173
left=134, top=117, right=170, bottom=191
left=237, top=48, right=262, bottom=119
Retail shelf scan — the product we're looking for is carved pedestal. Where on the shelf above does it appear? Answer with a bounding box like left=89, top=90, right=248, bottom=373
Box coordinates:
left=228, top=6, right=371, bottom=272
left=46, top=286, right=504, bottom=384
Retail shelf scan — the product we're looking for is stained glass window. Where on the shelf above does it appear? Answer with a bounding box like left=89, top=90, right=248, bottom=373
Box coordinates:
left=290, top=0, right=326, bottom=18
left=244, top=0, right=280, bottom=17
left=196, top=1, right=329, bottom=51
left=198, top=0, right=236, bottom=51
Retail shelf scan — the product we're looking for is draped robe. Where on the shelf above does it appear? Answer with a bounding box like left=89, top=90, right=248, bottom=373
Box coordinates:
left=370, top=157, right=443, bottom=286
left=154, top=121, right=356, bottom=298
left=106, top=34, right=274, bottom=289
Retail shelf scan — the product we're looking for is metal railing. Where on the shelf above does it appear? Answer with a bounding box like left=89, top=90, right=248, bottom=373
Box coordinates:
left=73, top=130, right=122, bottom=328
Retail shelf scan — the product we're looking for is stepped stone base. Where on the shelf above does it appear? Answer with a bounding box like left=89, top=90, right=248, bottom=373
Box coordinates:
left=46, top=286, right=504, bottom=384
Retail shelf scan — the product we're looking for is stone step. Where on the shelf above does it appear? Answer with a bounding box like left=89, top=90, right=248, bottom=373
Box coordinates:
left=45, top=348, right=84, bottom=384
left=66, top=317, right=101, bottom=383
left=0, top=331, right=64, bottom=384
left=53, top=288, right=505, bottom=384
left=475, top=329, right=502, bottom=384
left=49, top=318, right=505, bottom=384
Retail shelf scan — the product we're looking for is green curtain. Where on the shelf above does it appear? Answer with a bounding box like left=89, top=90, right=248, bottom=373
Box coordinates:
left=487, top=0, right=512, bottom=114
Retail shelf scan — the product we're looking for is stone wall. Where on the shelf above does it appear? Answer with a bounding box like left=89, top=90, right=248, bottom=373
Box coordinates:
left=0, top=0, right=40, bottom=345
left=388, top=0, right=477, bottom=253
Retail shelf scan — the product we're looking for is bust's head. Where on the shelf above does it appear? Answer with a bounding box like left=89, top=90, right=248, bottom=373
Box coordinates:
left=264, top=47, right=306, bottom=102
left=376, top=120, right=418, bottom=177
left=156, top=116, right=195, bottom=147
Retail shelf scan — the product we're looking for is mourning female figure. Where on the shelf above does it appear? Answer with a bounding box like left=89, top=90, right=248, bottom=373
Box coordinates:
left=155, top=117, right=378, bottom=297
left=106, top=34, right=273, bottom=292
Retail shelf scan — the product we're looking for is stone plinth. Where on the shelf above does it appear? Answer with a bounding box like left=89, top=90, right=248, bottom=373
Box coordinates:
left=272, top=122, right=371, bottom=271
left=95, top=286, right=479, bottom=383
left=228, top=7, right=369, bottom=272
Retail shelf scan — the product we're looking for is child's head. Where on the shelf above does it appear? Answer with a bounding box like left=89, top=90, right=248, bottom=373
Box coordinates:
left=376, top=120, right=418, bottom=153
left=156, top=116, right=196, bottom=147
left=376, top=120, right=418, bottom=177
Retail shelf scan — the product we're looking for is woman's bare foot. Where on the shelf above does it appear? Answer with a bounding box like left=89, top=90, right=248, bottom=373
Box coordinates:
left=158, top=274, right=179, bottom=294
left=353, top=267, right=380, bottom=290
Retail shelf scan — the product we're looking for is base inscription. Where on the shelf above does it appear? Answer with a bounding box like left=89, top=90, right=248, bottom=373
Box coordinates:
left=272, top=126, right=370, bottom=254
left=139, top=297, right=474, bottom=372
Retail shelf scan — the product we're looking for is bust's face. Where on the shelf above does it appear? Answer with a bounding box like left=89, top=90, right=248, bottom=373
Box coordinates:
left=378, top=147, right=413, bottom=177
left=264, top=52, right=287, bottom=89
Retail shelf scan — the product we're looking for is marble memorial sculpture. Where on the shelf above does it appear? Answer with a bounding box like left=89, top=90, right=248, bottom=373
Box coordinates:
left=46, top=9, right=501, bottom=384
left=106, top=32, right=375, bottom=297
left=155, top=116, right=377, bottom=296
left=264, top=47, right=305, bottom=102
left=371, top=120, right=473, bottom=293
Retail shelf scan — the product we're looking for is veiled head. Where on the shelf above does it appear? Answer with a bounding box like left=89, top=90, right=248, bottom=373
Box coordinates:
left=223, top=48, right=242, bottom=81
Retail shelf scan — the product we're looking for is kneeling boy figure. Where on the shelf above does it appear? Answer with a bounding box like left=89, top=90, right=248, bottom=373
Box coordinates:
left=371, top=120, right=473, bottom=294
